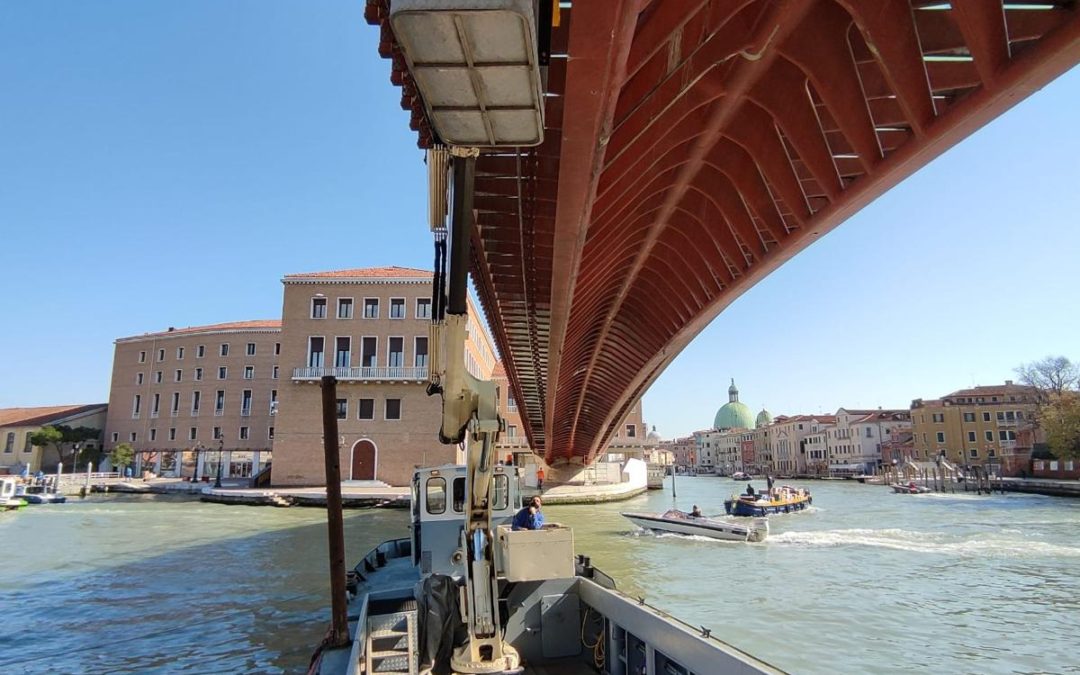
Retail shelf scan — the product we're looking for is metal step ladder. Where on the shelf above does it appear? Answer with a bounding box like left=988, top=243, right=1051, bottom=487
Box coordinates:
left=365, top=610, right=417, bottom=674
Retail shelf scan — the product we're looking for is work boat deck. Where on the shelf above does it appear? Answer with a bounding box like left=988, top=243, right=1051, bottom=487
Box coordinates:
left=314, top=466, right=783, bottom=675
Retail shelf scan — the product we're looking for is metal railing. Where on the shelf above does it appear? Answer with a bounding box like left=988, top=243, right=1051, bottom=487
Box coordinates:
left=292, top=366, right=429, bottom=381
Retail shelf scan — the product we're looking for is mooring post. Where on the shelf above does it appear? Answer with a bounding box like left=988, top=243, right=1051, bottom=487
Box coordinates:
left=321, top=375, right=349, bottom=648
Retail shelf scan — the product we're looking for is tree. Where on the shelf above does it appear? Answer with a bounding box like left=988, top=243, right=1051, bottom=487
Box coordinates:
left=29, top=426, right=65, bottom=467
left=1039, top=392, right=1080, bottom=460
left=1015, top=356, right=1080, bottom=394
left=109, top=443, right=135, bottom=474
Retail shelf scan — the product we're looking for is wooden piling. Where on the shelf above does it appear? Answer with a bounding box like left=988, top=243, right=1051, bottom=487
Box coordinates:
left=321, top=375, right=350, bottom=648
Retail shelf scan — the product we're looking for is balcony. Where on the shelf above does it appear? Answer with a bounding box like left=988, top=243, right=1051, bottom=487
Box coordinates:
left=292, top=366, right=429, bottom=382
left=241, top=408, right=252, bottom=417
left=214, top=409, right=225, bottom=417
left=995, top=417, right=1018, bottom=427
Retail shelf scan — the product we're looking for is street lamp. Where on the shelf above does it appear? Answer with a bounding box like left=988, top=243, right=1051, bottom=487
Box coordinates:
left=214, top=439, right=224, bottom=488
left=193, top=442, right=206, bottom=482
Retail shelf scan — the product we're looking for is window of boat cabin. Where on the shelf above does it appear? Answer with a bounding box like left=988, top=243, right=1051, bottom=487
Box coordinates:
left=492, top=474, right=509, bottom=510
left=453, top=477, right=466, bottom=512
left=426, top=477, right=446, bottom=514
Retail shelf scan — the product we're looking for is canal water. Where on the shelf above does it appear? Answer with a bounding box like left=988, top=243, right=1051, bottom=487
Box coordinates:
left=1, top=478, right=1078, bottom=674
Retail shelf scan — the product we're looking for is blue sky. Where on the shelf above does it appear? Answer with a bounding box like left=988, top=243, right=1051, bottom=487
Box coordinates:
left=1, top=3, right=1077, bottom=439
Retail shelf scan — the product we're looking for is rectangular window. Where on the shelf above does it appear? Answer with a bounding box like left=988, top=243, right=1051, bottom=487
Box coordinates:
left=274, top=342, right=281, bottom=356
left=241, top=390, right=252, bottom=416
left=171, top=392, right=180, bottom=415
left=388, top=337, right=404, bottom=368
left=246, top=342, right=256, bottom=356
left=270, top=390, right=278, bottom=415
left=215, top=390, right=226, bottom=414
left=268, top=426, right=275, bottom=440
left=133, top=394, right=142, bottom=417
left=969, top=448, right=979, bottom=458
left=865, top=427, right=873, bottom=438
left=192, top=391, right=201, bottom=414
left=337, top=298, right=353, bottom=319
left=111, top=432, right=119, bottom=443
left=218, top=366, right=227, bottom=380
left=154, top=371, right=163, bottom=384
left=999, top=430, right=1008, bottom=441
left=385, top=398, right=402, bottom=420
left=358, top=398, right=375, bottom=420
left=136, top=372, right=144, bottom=385
left=931, top=413, right=944, bottom=423
left=426, top=477, right=446, bottom=514
left=311, top=297, right=327, bottom=319
left=308, top=337, right=325, bottom=368
left=189, top=427, right=197, bottom=441
left=24, top=432, right=33, bottom=452
left=243, top=366, right=254, bottom=380
left=138, top=351, right=146, bottom=363
left=962, top=412, right=975, bottom=422
left=363, top=298, right=379, bottom=319
left=508, top=425, right=517, bottom=438
left=414, top=337, right=428, bottom=368
left=5, top=433, right=14, bottom=453
left=213, top=426, right=222, bottom=440
left=197, top=345, right=205, bottom=358
left=272, top=366, right=279, bottom=379
left=168, top=428, right=176, bottom=441
left=626, top=424, right=636, bottom=438
left=195, top=367, right=203, bottom=381
left=416, top=297, right=432, bottom=319
left=239, top=426, right=250, bottom=440
left=936, top=432, right=945, bottom=443
left=361, top=337, right=377, bottom=368
left=390, top=298, right=405, bottom=319
left=175, top=369, right=182, bottom=382
left=130, top=432, right=138, bottom=442
left=996, top=411, right=1005, bottom=421
left=985, top=430, right=993, bottom=442
left=507, top=396, right=518, bottom=413
left=967, top=431, right=976, bottom=442
left=150, top=429, right=157, bottom=442
left=336, top=398, right=347, bottom=419
left=176, top=347, right=185, bottom=360
left=982, top=412, right=991, bottom=422
left=158, top=349, right=165, bottom=362
left=335, top=337, right=351, bottom=368
left=220, top=343, right=230, bottom=357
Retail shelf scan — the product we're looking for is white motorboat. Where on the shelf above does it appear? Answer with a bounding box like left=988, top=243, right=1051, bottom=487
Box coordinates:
left=622, top=509, right=768, bottom=542
left=891, top=482, right=932, bottom=494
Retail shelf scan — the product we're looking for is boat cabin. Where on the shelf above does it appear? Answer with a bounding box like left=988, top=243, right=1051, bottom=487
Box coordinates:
left=410, top=464, right=521, bottom=577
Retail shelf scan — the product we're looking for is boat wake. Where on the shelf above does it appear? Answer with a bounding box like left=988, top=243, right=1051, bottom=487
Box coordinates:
left=768, top=528, right=1080, bottom=558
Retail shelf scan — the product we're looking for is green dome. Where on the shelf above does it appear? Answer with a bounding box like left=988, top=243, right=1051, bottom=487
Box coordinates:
left=713, top=379, right=755, bottom=430
left=755, top=409, right=772, bottom=428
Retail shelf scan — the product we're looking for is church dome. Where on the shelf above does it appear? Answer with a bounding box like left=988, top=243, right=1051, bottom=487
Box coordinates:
left=713, top=379, right=755, bottom=430
left=647, top=425, right=662, bottom=442
left=755, top=408, right=772, bottom=428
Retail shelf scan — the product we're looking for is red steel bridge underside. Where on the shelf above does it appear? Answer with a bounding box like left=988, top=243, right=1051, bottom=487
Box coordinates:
left=366, top=1, right=1080, bottom=466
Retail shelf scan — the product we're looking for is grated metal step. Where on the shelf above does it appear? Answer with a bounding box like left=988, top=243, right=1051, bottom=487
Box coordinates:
left=365, top=610, right=417, bottom=675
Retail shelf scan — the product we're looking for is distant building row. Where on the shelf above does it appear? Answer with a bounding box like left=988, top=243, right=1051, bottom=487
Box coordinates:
left=661, top=380, right=1041, bottom=477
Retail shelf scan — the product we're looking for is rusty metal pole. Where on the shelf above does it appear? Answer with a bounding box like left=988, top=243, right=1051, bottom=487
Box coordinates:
left=321, top=375, right=349, bottom=647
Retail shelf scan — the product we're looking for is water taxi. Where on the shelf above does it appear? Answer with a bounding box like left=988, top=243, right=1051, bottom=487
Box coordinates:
left=622, top=509, right=768, bottom=542
left=1, top=478, right=29, bottom=511
left=725, top=486, right=813, bottom=517
left=891, top=482, right=932, bottom=494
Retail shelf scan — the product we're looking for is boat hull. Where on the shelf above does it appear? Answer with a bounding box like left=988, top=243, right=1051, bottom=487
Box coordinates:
left=622, top=512, right=767, bottom=542
left=724, top=494, right=812, bottom=517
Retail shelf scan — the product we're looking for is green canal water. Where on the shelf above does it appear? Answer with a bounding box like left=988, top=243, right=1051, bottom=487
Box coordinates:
left=1, top=478, right=1078, bottom=674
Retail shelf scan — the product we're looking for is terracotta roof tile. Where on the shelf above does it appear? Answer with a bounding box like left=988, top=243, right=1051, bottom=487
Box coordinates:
left=119, top=320, right=281, bottom=341
left=945, top=383, right=1038, bottom=398
left=284, top=266, right=432, bottom=280
left=492, top=361, right=507, bottom=377
left=0, top=404, right=108, bottom=428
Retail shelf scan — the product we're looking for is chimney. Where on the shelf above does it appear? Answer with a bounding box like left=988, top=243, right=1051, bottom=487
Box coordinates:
left=167, top=327, right=175, bottom=332
left=1005, top=379, right=1013, bottom=386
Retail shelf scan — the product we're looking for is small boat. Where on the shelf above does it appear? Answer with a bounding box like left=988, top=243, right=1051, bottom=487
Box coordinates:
left=1, top=478, right=29, bottom=511
left=724, top=486, right=812, bottom=517
left=622, top=509, right=768, bottom=542
left=732, top=471, right=751, bottom=481
left=15, top=483, right=67, bottom=504
left=891, top=482, right=932, bottom=494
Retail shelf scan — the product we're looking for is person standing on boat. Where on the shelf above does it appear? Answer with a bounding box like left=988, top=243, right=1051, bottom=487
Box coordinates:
left=690, top=505, right=702, bottom=518
left=512, top=496, right=545, bottom=530
left=745, top=483, right=755, bottom=497
left=766, top=475, right=775, bottom=490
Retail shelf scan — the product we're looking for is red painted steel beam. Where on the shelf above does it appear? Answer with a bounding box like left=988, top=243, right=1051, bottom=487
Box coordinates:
left=544, top=0, right=640, bottom=462
left=588, top=6, right=1080, bottom=463
left=570, top=0, right=817, bottom=460
left=952, top=0, right=1011, bottom=85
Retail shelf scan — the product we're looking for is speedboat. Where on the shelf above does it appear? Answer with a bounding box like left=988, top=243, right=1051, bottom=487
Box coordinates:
left=725, top=486, right=813, bottom=517
left=891, top=483, right=932, bottom=494
left=15, top=484, right=67, bottom=504
left=732, top=471, right=751, bottom=481
left=1, top=478, right=29, bottom=511
left=622, top=509, right=768, bottom=542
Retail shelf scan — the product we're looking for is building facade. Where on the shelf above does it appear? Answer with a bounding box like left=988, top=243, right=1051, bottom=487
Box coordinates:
left=910, top=381, right=1041, bottom=471
left=827, top=408, right=910, bottom=476
left=1, top=404, right=108, bottom=473
left=271, top=267, right=497, bottom=487
left=104, top=321, right=281, bottom=479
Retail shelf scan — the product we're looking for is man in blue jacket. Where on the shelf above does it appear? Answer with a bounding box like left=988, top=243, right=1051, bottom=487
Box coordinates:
left=511, top=496, right=545, bottom=530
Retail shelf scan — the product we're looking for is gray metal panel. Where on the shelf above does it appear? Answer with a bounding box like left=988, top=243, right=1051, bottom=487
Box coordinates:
left=577, top=579, right=786, bottom=675
left=540, top=593, right=581, bottom=658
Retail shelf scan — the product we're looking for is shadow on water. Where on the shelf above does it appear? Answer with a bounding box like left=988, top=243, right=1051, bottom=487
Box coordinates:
left=0, top=496, right=409, bottom=674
